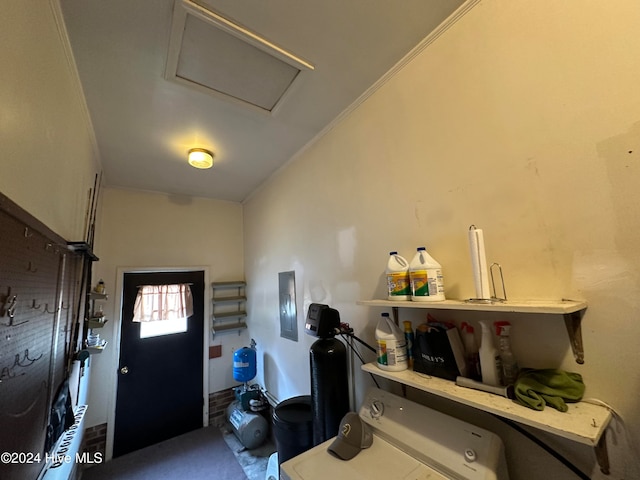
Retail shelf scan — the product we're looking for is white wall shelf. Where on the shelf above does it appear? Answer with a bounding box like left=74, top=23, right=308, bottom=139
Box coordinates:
left=86, top=340, right=108, bottom=354
left=356, top=298, right=586, bottom=314
left=362, top=362, right=610, bottom=446
left=358, top=298, right=612, bottom=474
left=211, top=281, right=247, bottom=336
left=357, top=298, right=587, bottom=364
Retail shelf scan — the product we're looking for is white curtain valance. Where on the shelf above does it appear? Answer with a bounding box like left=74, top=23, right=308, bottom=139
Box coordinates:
left=133, top=284, right=193, bottom=322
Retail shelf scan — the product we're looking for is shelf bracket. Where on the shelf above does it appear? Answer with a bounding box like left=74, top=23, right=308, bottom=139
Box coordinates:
left=563, top=309, right=585, bottom=364
left=595, top=429, right=610, bottom=475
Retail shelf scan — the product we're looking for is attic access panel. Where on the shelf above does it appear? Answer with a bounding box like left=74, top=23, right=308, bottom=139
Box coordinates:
left=165, top=0, right=314, bottom=114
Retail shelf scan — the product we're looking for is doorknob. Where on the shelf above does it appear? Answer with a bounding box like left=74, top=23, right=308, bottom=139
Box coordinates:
left=120, top=366, right=129, bottom=375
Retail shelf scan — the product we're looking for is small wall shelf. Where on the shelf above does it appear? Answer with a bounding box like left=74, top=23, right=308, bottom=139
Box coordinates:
left=85, top=291, right=108, bottom=350
left=86, top=340, right=108, bottom=354
left=361, top=362, right=612, bottom=474
left=214, top=322, right=247, bottom=332
left=356, top=298, right=586, bottom=314
left=211, top=281, right=247, bottom=336
left=362, top=362, right=609, bottom=446
left=358, top=297, right=612, bottom=474
left=87, top=318, right=108, bottom=329
left=357, top=298, right=587, bottom=364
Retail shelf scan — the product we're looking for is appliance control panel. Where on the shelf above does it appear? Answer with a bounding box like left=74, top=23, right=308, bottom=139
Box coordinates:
left=359, top=388, right=507, bottom=480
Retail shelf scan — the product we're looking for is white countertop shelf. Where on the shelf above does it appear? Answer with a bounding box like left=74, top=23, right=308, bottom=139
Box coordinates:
left=362, top=362, right=610, bottom=447
left=357, top=298, right=586, bottom=314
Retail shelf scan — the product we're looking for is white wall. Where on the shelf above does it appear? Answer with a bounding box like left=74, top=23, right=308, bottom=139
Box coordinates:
left=87, top=187, right=245, bottom=429
left=0, top=0, right=99, bottom=239
left=243, top=1, right=640, bottom=478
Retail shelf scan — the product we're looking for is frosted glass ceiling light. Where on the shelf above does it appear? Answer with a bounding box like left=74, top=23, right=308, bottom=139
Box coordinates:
left=188, top=148, right=213, bottom=169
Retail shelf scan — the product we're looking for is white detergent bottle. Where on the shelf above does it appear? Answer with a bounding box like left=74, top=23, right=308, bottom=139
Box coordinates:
left=409, top=247, right=445, bottom=302
left=479, top=321, right=502, bottom=387
left=375, top=313, right=408, bottom=371
left=386, top=251, right=411, bottom=301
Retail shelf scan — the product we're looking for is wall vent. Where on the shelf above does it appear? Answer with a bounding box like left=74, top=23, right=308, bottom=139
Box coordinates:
left=165, top=0, right=314, bottom=114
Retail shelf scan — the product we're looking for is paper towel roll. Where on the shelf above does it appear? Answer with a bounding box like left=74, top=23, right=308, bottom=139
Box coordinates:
left=468, top=226, right=491, bottom=299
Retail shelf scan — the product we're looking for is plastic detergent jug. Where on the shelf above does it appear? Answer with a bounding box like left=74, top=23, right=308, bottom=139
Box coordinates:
left=375, top=313, right=408, bottom=371
left=386, top=251, right=411, bottom=300
left=409, top=247, right=445, bottom=302
left=479, top=321, right=502, bottom=387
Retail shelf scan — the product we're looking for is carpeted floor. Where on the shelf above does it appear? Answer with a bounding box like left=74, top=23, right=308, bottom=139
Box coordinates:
left=81, top=426, right=259, bottom=480
left=220, top=424, right=276, bottom=480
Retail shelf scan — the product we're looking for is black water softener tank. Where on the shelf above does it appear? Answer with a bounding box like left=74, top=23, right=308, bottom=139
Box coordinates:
left=306, top=303, right=350, bottom=445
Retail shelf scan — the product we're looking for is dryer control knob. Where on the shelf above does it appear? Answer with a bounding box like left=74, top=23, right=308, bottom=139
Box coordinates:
left=370, top=400, right=384, bottom=419
left=464, top=449, right=477, bottom=463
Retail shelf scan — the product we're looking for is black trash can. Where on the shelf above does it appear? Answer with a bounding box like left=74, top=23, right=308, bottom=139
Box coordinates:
left=272, top=395, right=313, bottom=465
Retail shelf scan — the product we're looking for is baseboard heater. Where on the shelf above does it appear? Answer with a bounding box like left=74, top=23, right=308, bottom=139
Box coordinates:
left=38, top=405, right=87, bottom=480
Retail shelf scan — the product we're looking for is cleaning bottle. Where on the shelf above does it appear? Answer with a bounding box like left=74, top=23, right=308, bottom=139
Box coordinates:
left=409, top=247, right=445, bottom=302
left=494, top=321, right=519, bottom=385
left=478, top=321, right=502, bottom=386
left=403, top=320, right=415, bottom=369
left=375, top=313, right=408, bottom=371
left=386, top=252, right=411, bottom=300
left=460, top=322, right=481, bottom=380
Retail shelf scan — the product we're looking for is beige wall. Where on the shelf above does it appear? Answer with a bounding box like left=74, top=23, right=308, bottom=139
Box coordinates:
left=243, top=1, right=640, bottom=478
left=88, top=187, right=245, bottom=429
left=0, top=0, right=246, bottom=434
left=0, top=0, right=99, bottom=240
left=4, top=0, right=639, bottom=476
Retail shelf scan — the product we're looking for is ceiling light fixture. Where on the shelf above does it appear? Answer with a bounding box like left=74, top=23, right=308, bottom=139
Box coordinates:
left=188, top=148, right=214, bottom=169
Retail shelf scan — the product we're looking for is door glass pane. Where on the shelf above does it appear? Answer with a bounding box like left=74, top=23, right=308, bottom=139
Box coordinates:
left=140, top=318, right=187, bottom=339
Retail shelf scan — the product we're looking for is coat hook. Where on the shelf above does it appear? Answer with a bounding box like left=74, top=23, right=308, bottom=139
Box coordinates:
left=1, top=291, right=28, bottom=327
left=31, top=299, right=42, bottom=310
left=44, top=303, right=58, bottom=314
left=24, top=227, right=33, bottom=238
left=16, top=349, right=42, bottom=367
left=60, top=302, right=70, bottom=310
left=6, top=296, right=17, bottom=320
left=26, top=261, right=38, bottom=273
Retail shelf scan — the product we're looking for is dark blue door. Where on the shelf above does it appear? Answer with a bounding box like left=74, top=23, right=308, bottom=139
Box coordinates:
left=113, top=270, right=204, bottom=457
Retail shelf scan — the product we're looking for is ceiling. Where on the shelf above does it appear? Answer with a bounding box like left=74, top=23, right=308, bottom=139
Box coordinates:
left=60, top=0, right=465, bottom=202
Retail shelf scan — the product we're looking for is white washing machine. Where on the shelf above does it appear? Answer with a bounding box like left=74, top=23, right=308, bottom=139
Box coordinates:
left=281, top=387, right=509, bottom=480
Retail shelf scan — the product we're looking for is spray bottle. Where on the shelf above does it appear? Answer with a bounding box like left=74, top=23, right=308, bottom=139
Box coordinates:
left=494, top=321, right=519, bottom=385
left=478, top=321, right=502, bottom=387
left=403, top=321, right=415, bottom=369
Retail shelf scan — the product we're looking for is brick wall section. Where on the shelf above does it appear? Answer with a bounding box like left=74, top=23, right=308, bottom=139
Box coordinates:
left=82, top=423, right=107, bottom=457
left=209, top=387, right=236, bottom=427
